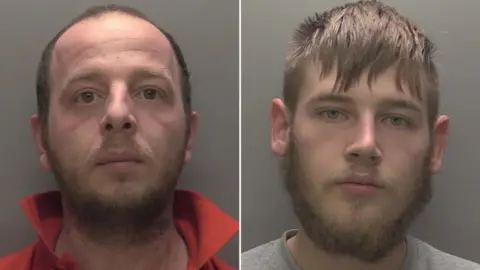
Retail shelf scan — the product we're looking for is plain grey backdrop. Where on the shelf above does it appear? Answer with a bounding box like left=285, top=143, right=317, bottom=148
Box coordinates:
left=242, top=0, right=480, bottom=263
left=0, top=0, right=238, bottom=267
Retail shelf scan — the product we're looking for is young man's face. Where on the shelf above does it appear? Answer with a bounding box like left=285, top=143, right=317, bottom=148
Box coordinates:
left=271, top=65, right=449, bottom=261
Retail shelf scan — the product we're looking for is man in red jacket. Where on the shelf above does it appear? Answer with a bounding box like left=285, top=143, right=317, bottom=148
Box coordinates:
left=0, top=4, right=238, bottom=270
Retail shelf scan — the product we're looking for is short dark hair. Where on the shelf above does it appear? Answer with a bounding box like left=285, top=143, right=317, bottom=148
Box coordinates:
left=36, top=4, right=192, bottom=127
left=284, top=0, right=438, bottom=126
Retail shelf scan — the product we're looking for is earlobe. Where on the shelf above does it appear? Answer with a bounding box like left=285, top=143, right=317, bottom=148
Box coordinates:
left=184, top=111, right=198, bottom=165
left=270, top=98, right=290, bottom=157
left=30, top=115, right=51, bottom=170
left=430, top=115, right=450, bottom=174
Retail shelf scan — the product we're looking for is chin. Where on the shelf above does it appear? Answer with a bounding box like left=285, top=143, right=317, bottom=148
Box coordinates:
left=87, top=182, right=154, bottom=202
left=324, top=201, right=387, bottom=224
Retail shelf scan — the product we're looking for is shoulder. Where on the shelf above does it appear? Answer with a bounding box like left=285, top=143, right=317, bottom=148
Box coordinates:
left=0, top=244, right=35, bottom=270
left=410, top=237, right=480, bottom=270
left=241, top=239, right=282, bottom=270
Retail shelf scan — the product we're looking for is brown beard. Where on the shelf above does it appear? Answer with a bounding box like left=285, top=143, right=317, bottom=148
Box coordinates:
left=44, top=137, right=187, bottom=247
left=282, top=133, right=433, bottom=263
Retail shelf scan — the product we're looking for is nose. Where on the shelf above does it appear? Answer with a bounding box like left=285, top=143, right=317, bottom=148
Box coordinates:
left=100, top=89, right=137, bottom=136
left=345, top=118, right=382, bottom=166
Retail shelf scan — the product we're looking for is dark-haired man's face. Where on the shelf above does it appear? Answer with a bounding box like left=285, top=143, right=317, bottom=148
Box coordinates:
left=270, top=66, right=449, bottom=262
left=30, top=13, right=197, bottom=234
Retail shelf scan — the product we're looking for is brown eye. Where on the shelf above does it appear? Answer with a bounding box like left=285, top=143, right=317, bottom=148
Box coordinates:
left=139, top=88, right=165, bottom=100
left=75, top=91, right=97, bottom=103
left=142, top=89, right=158, bottom=100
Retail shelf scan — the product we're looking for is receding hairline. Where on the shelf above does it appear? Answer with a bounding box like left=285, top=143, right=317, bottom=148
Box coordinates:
left=52, top=11, right=174, bottom=57
left=48, top=11, right=181, bottom=92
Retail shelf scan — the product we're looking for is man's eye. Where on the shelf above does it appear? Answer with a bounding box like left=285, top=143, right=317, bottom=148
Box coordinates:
left=138, top=88, right=165, bottom=100
left=74, top=91, right=98, bottom=104
left=384, top=115, right=411, bottom=128
left=324, top=110, right=340, bottom=119
left=316, top=109, right=348, bottom=122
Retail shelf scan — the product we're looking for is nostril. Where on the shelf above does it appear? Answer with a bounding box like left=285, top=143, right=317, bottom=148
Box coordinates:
left=103, top=122, right=133, bottom=132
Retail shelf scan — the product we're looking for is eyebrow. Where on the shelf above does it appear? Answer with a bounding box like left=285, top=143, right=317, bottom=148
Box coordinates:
left=129, top=68, right=172, bottom=83
left=62, top=67, right=173, bottom=89
left=307, top=93, right=422, bottom=113
left=307, top=93, right=355, bottom=106
left=377, top=98, right=422, bottom=113
left=63, top=69, right=104, bottom=88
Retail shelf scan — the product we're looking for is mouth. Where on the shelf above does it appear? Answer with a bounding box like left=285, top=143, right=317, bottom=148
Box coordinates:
left=95, top=153, right=144, bottom=169
left=341, top=180, right=380, bottom=188
left=97, top=159, right=142, bottom=166
left=337, top=176, right=383, bottom=196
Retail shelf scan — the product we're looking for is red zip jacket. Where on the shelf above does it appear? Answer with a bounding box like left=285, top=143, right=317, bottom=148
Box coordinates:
left=0, top=190, right=239, bottom=270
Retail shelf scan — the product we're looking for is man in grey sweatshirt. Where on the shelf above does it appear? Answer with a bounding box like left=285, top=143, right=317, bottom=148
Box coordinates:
left=242, top=1, right=480, bottom=270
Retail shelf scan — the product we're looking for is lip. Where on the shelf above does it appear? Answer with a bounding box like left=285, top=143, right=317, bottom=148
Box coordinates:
left=339, top=182, right=379, bottom=196
left=338, top=175, right=382, bottom=188
left=95, top=153, right=143, bottom=166
left=336, top=175, right=383, bottom=196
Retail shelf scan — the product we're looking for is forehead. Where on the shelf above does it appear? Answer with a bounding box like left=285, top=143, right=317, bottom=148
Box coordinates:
left=301, top=64, right=426, bottom=106
left=50, top=13, right=177, bottom=85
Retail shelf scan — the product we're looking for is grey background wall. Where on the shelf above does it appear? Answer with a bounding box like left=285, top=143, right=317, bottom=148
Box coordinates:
left=0, top=0, right=239, bottom=267
left=242, top=0, right=480, bottom=263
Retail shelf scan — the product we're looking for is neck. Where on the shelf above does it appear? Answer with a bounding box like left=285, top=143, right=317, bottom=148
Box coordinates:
left=287, top=230, right=407, bottom=270
left=55, top=204, right=188, bottom=270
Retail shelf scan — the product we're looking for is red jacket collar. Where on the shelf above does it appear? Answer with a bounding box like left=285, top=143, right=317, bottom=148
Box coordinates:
left=20, top=189, right=238, bottom=269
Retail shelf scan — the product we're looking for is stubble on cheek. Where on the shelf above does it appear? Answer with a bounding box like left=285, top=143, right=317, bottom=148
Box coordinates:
left=45, top=117, right=101, bottom=185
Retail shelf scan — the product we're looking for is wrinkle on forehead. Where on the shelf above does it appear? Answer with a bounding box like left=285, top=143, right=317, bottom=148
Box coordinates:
left=54, top=38, right=175, bottom=72
left=50, top=14, right=179, bottom=90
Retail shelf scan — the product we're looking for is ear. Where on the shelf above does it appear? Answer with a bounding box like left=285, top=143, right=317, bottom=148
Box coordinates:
left=184, top=111, right=198, bottom=165
left=30, top=114, right=51, bottom=170
left=430, top=115, right=450, bottom=174
left=271, top=98, right=291, bottom=157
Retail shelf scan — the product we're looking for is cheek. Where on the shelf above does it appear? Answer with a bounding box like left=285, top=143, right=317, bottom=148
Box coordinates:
left=379, top=135, right=430, bottom=193
left=295, top=115, right=348, bottom=155
left=380, top=131, right=429, bottom=168
left=137, top=110, right=187, bottom=153
left=293, top=121, right=348, bottom=190
left=294, top=111, right=350, bottom=155
left=47, top=112, right=100, bottom=164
